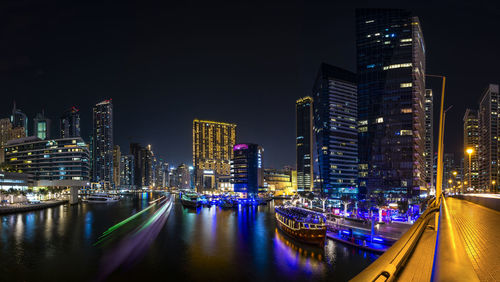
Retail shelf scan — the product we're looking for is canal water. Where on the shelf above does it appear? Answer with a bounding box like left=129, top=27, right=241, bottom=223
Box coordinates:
left=0, top=192, right=378, bottom=281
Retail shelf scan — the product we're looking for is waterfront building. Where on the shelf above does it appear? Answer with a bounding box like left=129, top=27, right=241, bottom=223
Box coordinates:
left=153, top=158, right=168, bottom=189
left=424, top=90, right=434, bottom=193
left=478, top=84, right=500, bottom=192
left=312, top=63, right=358, bottom=198
left=0, top=171, right=34, bottom=192
left=192, top=119, right=236, bottom=191
left=129, top=143, right=153, bottom=188
left=113, top=145, right=121, bottom=188
left=60, top=107, right=81, bottom=138
left=296, top=96, right=314, bottom=193
left=119, top=154, right=135, bottom=189
left=0, top=118, right=12, bottom=163
left=11, top=102, right=28, bottom=136
left=264, top=168, right=297, bottom=196
left=356, top=8, right=426, bottom=199
left=463, top=109, right=479, bottom=191
left=231, top=143, right=264, bottom=195
left=9, top=127, right=26, bottom=141
left=4, top=136, right=90, bottom=188
left=33, top=111, right=51, bottom=140
left=91, top=99, right=113, bottom=188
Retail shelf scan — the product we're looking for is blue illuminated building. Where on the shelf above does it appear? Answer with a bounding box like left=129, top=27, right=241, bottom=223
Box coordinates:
left=231, top=143, right=264, bottom=195
left=312, top=63, right=358, bottom=197
left=356, top=9, right=426, bottom=199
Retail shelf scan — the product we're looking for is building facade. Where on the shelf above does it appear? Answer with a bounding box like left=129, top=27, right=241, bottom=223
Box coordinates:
left=11, top=102, right=28, bottom=136
left=478, top=84, right=499, bottom=192
left=119, top=154, right=135, bottom=189
left=91, top=99, right=113, bottom=188
left=60, top=107, right=81, bottom=138
left=463, top=109, right=479, bottom=191
left=33, top=111, right=51, bottom=140
left=424, top=89, right=434, bottom=193
left=129, top=143, right=153, bottom=188
left=192, top=119, right=236, bottom=190
left=113, top=145, right=121, bottom=188
left=231, top=143, right=264, bottom=195
left=356, top=8, right=426, bottom=199
left=312, top=63, right=358, bottom=198
left=264, top=168, right=297, bottom=196
left=4, top=136, right=90, bottom=186
left=296, top=96, right=314, bottom=193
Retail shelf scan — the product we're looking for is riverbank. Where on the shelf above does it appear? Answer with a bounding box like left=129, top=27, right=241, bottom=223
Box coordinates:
left=0, top=200, right=68, bottom=215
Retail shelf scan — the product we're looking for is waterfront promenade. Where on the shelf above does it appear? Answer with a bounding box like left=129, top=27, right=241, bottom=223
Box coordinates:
left=0, top=200, right=67, bottom=215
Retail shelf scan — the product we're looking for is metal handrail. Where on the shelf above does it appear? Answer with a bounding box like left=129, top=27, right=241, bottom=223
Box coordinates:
left=431, top=197, right=479, bottom=281
left=350, top=198, right=439, bottom=282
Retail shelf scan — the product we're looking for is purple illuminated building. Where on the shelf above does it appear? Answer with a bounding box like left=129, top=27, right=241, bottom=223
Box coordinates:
left=231, top=143, right=264, bottom=195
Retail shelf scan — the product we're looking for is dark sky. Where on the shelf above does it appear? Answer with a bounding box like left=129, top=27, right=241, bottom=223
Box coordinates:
left=2, top=1, right=500, bottom=168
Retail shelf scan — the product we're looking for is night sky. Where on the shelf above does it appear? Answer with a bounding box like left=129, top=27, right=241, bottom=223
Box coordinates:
left=2, top=1, right=500, bottom=168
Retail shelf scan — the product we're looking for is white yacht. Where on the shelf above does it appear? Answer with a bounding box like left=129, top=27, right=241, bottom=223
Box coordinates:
left=85, top=193, right=120, bottom=203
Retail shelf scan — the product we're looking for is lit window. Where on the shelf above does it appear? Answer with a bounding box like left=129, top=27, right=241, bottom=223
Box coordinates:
left=383, top=63, right=412, bottom=70
left=401, top=108, right=412, bottom=113
left=400, top=83, right=412, bottom=88
left=400, top=130, right=412, bottom=136
left=358, top=120, right=368, bottom=125
left=359, top=126, right=368, bottom=132
left=375, top=117, right=384, bottom=123
left=400, top=38, right=412, bottom=42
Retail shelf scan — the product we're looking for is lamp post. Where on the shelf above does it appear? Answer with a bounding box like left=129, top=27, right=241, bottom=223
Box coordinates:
left=466, top=147, right=474, bottom=193
left=492, top=180, right=496, bottom=194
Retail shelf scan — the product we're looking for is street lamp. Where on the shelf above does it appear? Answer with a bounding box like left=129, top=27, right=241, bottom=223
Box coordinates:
left=492, top=180, right=496, bottom=194
left=466, top=147, right=474, bottom=193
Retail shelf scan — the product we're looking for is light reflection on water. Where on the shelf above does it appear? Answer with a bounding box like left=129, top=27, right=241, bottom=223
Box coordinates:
left=0, top=195, right=378, bottom=281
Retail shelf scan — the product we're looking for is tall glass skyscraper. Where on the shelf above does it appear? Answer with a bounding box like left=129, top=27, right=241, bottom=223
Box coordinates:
left=356, top=9, right=426, bottom=199
left=424, top=89, right=433, bottom=193
left=11, top=102, right=28, bottom=136
left=479, top=84, right=499, bottom=193
left=296, top=96, right=314, bottom=192
left=33, top=111, right=51, bottom=140
left=91, top=99, right=113, bottom=188
left=312, top=63, right=358, bottom=197
left=60, top=107, right=81, bottom=138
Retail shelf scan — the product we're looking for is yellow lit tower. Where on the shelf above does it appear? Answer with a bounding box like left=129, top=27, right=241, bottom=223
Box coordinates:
left=193, top=119, right=236, bottom=192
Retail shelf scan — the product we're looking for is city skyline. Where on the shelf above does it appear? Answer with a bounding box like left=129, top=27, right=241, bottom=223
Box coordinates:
left=2, top=2, right=500, bottom=168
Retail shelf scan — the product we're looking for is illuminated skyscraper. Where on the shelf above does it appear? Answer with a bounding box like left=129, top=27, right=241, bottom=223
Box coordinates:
left=33, top=111, right=51, bottom=140
left=424, top=89, right=434, bottom=193
left=479, top=84, right=499, bottom=192
left=91, top=99, right=113, bottom=188
left=119, top=154, right=135, bottom=189
left=231, top=143, right=264, bottom=195
left=60, top=107, right=81, bottom=138
left=356, top=9, right=426, bottom=199
left=129, top=142, right=153, bottom=188
left=312, top=63, right=358, bottom=197
left=192, top=119, right=236, bottom=191
left=463, top=109, right=479, bottom=191
left=296, top=97, right=314, bottom=192
left=113, top=145, right=121, bottom=187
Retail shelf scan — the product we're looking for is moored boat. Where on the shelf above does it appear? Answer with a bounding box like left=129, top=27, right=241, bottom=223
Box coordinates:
left=275, top=206, right=326, bottom=246
left=86, top=193, right=120, bottom=203
left=180, top=193, right=200, bottom=208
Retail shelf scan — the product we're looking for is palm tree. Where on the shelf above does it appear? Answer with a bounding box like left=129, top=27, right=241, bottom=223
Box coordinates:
left=319, top=192, right=329, bottom=212
left=371, top=194, right=386, bottom=223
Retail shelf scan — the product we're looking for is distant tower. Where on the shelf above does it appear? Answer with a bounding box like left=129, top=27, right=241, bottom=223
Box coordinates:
left=60, top=107, right=81, bottom=138
left=479, top=84, right=500, bottom=192
left=296, top=96, right=314, bottom=193
left=33, top=110, right=51, bottom=140
left=463, top=109, right=479, bottom=191
left=92, top=99, right=113, bottom=188
left=11, top=101, right=28, bottom=136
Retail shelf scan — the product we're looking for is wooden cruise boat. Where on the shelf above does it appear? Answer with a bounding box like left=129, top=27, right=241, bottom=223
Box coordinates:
left=275, top=206, right=326, bottom=246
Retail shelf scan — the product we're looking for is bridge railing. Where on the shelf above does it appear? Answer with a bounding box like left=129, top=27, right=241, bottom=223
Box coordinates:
left=350, top=198, right=439, bottom=282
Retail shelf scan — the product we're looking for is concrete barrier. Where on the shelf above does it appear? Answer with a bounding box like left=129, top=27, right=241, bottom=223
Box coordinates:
left=0, top=200, right=68, bottom=215
left=455, top=195, right=500, bottom=212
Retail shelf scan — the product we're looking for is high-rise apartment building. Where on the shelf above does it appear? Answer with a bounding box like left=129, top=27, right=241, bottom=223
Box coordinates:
left=119, top=154, right=135, bottom=189
left=463, top=109, right=479, bottom=191
left=129, top=142, right=153, bottom=188
left=356, top=9, right=426, bottom=199
left=91, top=99, right=113, bottom=188
left=60, top=107, right=81, bottom=138
left=113, top=145, right=121, bottom=187
left=424, top=89, right=434, bottom=193
left=33, top=111, right=51, bottom=140
left=296, top=96, right=314, bottom=193
left=312, top=63, right=358, bottom=197
left=192, top=119, right=236, bottom=190
left=478, top=84, right=499, bottom=192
